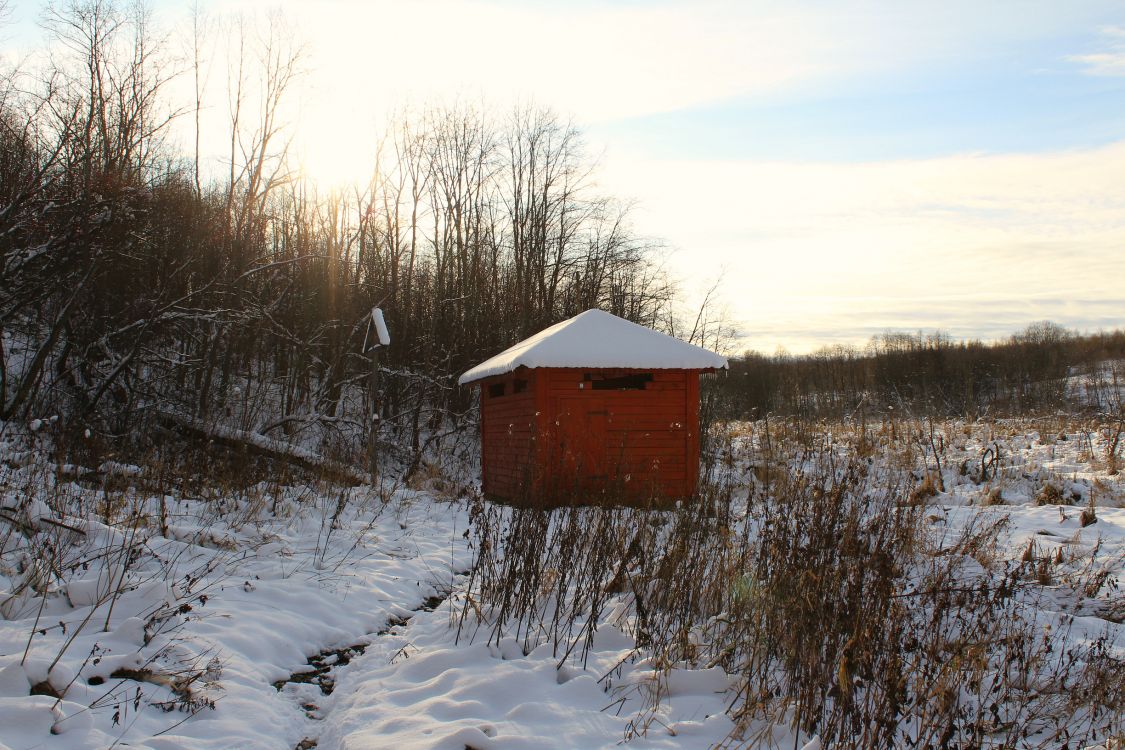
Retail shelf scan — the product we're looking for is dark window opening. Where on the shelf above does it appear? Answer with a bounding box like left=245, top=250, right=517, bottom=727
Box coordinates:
left=488, top=383, right=506, bottom=398
left=588, top=373, right=653, bottom=390
left=514, top=379, right=528, bottom=394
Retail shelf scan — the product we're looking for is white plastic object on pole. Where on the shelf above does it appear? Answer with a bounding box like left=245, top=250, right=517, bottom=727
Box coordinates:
left=372, top=307, right=391, bottom=346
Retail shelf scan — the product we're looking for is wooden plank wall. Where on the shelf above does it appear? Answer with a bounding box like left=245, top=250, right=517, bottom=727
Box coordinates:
left=479, top=371, right=540, bottom=499
left=477, top=367, right=702, bottom=502
left=542, top=369, right=696, bottom=499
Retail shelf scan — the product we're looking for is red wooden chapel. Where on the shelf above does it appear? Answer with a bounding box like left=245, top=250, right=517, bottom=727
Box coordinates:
left=459, top=309, right=728, bottom=503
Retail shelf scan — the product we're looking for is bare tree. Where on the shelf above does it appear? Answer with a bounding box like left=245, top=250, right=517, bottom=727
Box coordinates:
left=189, top=0, right=209, bottom=196
left=228, top=11, right=303, bottom=239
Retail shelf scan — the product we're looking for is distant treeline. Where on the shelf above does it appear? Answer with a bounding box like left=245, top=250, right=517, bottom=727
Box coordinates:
left=712, top=323, right=1125, bottom=420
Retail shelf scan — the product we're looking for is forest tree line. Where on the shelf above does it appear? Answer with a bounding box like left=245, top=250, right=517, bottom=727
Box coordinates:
left=0, top=1, right=682, bottom=468
left=711, top=323, right=1125, bottom=421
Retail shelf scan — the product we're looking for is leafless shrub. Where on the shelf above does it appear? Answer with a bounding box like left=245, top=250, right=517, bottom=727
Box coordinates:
left=1081, top=499, right=1098, bottom=528
left=1036, top=482, right=1064, bottom=505
left=908, top=472, right=940, bottom=505
left=982, top=486, right=1005, bottom=506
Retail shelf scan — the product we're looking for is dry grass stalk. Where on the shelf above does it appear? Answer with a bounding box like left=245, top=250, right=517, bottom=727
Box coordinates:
left=460, top=423, right=1125, bottom=749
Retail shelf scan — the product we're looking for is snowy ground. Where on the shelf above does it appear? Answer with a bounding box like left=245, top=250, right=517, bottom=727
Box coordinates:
left=891, top=419, right=1125, bottom=625
left=1, top=418, right=1122, bottom=749
left=0, top=434, right=471, bottom=748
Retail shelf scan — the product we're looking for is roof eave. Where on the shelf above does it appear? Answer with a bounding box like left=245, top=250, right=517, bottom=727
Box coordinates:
left=459, top=361, right=728, bottom=386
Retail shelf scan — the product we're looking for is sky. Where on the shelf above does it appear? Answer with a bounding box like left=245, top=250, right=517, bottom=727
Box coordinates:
left=4, top=0, right=1124, bottom=353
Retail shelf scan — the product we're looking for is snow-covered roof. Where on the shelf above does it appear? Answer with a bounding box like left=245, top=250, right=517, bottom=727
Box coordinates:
left=458, top=309, right=729, bottom=385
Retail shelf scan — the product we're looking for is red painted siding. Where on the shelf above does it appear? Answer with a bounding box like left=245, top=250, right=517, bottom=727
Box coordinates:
left=478, top=370, right=540, bottom=499
left=476, top=367, right=703, bottom=503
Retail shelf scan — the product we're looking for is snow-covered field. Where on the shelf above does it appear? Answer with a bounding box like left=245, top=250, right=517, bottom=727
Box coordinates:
left=1, top=417, right=1122, bottom=749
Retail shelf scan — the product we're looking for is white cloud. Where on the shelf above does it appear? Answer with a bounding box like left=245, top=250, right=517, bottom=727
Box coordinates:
left=1069, top=26, right=1125, bottom=76
left=268, top=0, right=1121, bottom=124
left=599, top=142, right=1125, bottom=352
left=173, top=0, right=1123, bottom=187
left=288, top=0, right=833, bottom=123
left=151, top=0, right=846, bottom=188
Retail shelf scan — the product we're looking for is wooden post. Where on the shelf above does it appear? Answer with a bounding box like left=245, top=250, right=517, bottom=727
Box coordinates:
left=367, top=308, right=391, bottom=482
left=368, top=344, right=380, bottom=481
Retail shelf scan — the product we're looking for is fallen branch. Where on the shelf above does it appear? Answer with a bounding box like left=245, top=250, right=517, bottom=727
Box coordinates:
left=155, top=412, right=370, bottom=485
left=0, top=508, right=87, bottom=537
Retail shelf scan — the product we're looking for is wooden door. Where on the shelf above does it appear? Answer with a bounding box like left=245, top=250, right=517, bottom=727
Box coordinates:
left=555, top=396, right=608, bottom=489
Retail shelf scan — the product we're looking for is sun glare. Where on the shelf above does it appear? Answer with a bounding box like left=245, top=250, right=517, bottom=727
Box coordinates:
left=296, top=113, right=378, bottom=190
